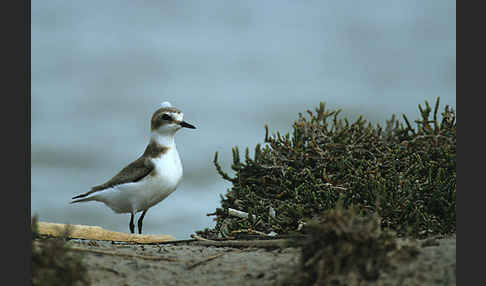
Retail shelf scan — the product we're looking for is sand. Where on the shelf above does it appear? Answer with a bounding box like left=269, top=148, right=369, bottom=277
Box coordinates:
left=47, top=234, right=456, bottom=286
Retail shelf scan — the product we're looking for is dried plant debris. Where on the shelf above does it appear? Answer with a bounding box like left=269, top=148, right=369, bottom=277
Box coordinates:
left=197, top=97, right=456, bottom=239
left=31, top=215, right=90, bottom=286
left=282, top=206, right=420, bottom=286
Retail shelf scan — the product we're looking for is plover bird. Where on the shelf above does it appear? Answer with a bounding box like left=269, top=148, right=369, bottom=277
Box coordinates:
left=71, top=101, right=196, bottom=234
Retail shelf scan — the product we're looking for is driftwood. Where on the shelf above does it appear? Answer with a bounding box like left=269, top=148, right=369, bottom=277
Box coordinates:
left=37, top=221, right=175, bottom=244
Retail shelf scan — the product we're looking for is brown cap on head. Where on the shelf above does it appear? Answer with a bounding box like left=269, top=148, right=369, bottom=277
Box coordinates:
left=151, top=107, right=182, bottom=131
left=150, top=101, right=196, bottom=131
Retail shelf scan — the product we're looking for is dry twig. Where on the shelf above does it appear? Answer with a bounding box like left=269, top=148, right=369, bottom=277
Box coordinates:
left=191, top=239, right=288, bottom=249
left=67, top=246, right=178, bottom=262
left=187, top=251, right=241, bottom=270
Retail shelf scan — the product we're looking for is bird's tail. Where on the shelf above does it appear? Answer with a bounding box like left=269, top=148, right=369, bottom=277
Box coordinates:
left=70, top=193, right=97, bottom=204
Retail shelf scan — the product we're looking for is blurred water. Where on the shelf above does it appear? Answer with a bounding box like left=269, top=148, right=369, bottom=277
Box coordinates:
left=31, top=1, right=456, bottom=239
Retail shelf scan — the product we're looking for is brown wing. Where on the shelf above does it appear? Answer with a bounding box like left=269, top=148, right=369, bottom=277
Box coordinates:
left=72, top=156, right=154, bottom=199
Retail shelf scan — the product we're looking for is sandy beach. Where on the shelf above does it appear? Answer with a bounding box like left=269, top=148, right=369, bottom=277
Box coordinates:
left=33, top=234, right=456, bottom=286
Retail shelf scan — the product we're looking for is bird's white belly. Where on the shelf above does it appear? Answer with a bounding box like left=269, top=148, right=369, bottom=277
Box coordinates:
left=97, top=149, right=183, bottom=213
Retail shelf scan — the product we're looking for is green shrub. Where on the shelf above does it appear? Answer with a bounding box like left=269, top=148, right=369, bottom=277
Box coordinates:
left=198, top=97, right=456, bottom=238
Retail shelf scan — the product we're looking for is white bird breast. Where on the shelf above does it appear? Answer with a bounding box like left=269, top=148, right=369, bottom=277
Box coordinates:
left=137, top=147, right=183, bottom=210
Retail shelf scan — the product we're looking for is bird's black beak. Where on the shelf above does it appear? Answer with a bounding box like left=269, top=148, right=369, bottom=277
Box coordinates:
left=180, top=121, right=196, bottom=129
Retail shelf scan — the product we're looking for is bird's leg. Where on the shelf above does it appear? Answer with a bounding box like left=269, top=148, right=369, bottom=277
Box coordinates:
left=138, top=209, right=148, bottom=234
left=129, top=213, right=135, bottom=234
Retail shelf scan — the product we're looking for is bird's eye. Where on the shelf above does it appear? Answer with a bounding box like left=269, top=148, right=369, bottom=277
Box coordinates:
left=161, top=114, right=171, bottom=120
